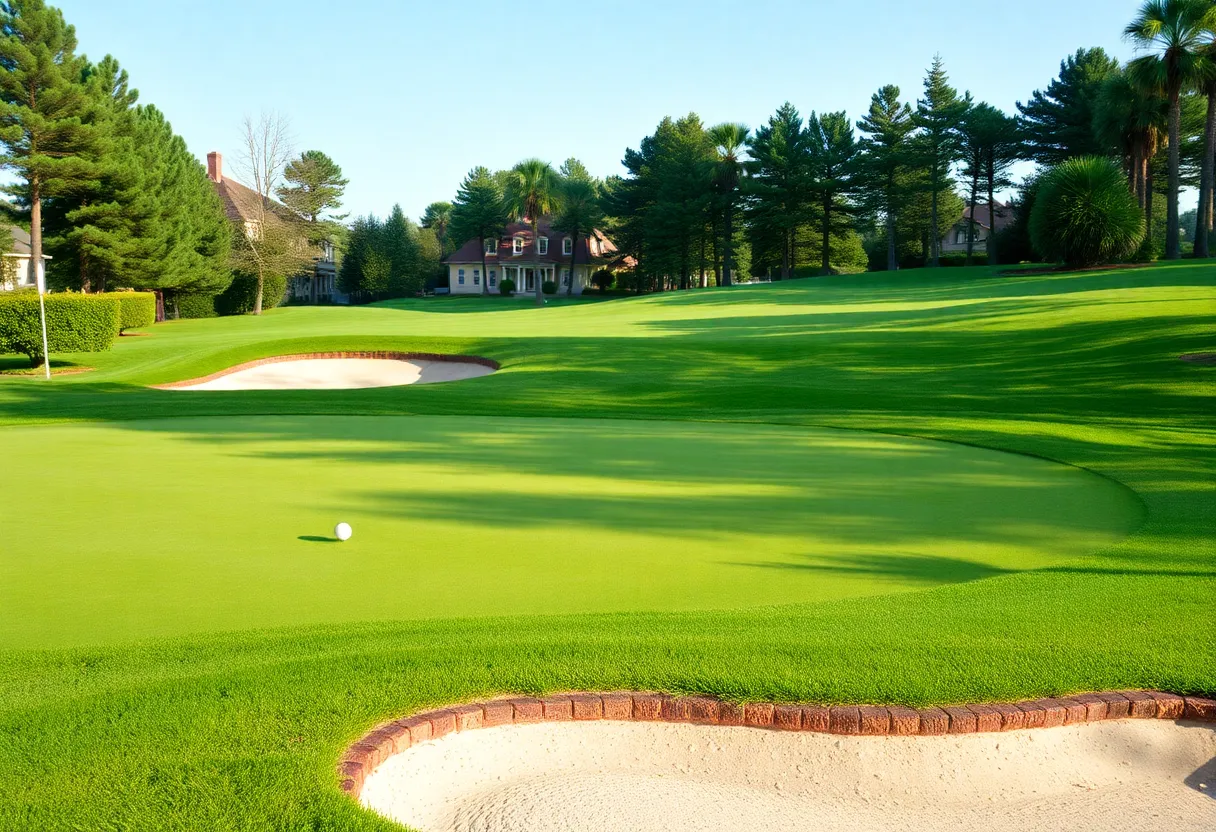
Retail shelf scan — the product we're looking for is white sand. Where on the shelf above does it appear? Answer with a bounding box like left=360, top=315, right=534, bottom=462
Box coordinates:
left=360, top=720, right=1216, bottom=832
left=170, top=358, right=494, bottom=391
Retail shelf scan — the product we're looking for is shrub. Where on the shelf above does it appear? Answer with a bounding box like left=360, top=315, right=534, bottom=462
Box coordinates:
left=541, top=280, right=557, bottom=295
left=215, top=273, right=287, bottom=316
left=591, top=269, right=615, bottom=293
left=100, top=292, right=156, bottom=332
left=173, top=293, right=218, bottom=319
left=1030, top=157, right=1145, bottom=268
left=499, top=277, right=515, bottom=296
left=0, top=291, right=120, bottom=365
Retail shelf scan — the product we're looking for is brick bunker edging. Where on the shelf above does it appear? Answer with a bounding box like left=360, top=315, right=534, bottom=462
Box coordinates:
left=337, top=690, right=1216, bottom=798
left=152, top=352, right=501, bottom=389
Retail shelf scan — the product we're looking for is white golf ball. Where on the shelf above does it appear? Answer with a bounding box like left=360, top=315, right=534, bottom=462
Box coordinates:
left=334, top=522, right=353, bottom=541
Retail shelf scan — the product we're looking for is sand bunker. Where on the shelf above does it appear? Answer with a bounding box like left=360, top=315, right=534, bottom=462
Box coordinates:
left=164, top=354, right=495, bottom=391
left=360, top=719, right=1216, bottom=832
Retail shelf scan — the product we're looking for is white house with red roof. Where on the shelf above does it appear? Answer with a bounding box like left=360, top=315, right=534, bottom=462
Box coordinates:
left=443, top=217, right=620, bottom=295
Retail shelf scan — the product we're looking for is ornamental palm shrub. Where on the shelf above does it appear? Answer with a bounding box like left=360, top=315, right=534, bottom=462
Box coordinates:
left=1029, top=157, right=1146, bottom=268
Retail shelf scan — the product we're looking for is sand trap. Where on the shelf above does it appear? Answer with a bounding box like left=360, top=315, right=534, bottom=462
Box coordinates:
left=168, top=356, right=495, bottom=391
left=360, top=720, right=1216, bottom=832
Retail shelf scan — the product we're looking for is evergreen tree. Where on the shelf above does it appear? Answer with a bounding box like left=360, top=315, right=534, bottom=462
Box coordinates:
left=42, top=54, right=138, bottom=292
left=1017, top=48, right=1121, bottom=165
left=381, top=204, right=421, bottom=296
left=855, top=85, right=916, bottom=271
left=746, top=103, right=810, bottom=279
left=558, top=157, right=594, bottom=183
left=450, top=166, right=507, bottom=296
left=0, top=0, right=98, bottom=290
left=913, top=56, right=970, bottom=267
left=277, top=150, right=348, bottom=224
left=553, top=175, right=603, bottom=295
left=806, top=111, right=858, bottom=274
left=958, top=103, right=1020, bottom=264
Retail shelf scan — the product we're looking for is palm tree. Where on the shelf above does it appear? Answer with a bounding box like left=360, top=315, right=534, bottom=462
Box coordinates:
left=1095, top=71, right=1167, bottom=244
left=1124, top=0, right=1216, bottom=259
left=708, top=123, right=749, bottom=286
left=421, top=201, right=453, bottom=251
left=1197, top=26, right=1216, bottom=257
left=552, top=177, right=603, bottom=296
left=504, top=159, right=559, bottom=305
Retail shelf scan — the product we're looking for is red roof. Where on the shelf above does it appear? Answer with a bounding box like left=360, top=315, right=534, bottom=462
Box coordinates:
left=445, top=217, right=618, bottom=266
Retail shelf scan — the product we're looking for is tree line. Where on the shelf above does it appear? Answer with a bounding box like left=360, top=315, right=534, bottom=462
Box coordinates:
left=0, top=0, right=351, bottom=317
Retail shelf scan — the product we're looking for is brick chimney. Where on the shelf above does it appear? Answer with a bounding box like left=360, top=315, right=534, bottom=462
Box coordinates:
left=207, top=151, right=223, bottom=183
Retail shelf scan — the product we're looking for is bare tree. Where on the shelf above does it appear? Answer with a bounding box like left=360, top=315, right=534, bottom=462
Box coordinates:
left=232, top=112, right=306, bottom=314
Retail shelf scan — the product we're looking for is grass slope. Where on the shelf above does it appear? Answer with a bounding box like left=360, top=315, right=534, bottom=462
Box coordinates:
left=0, top=264, right=1213, bottom=830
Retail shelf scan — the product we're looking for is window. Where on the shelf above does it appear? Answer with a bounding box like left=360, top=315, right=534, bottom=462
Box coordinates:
left=458, top=268, right=465, bottom=285
left=512, top=236, right=524, bottom=255
left=537, top=237, right=548, bottom=255
left=473, top=269, right=480, bottom=285
left=562, top=268, right=571, bottom=286
left=489, top=270, right=497, bottom=287
left=484, top=238, right=497, bottom=255
left=562, top=237, right=573, bottom=256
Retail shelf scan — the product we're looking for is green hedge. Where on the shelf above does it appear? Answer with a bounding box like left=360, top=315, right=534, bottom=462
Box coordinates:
left=173, top=293, right=218, bottom=319
left=100, top=292, right=156, bottom=332
left=216, top=273, right=287, bottom=316
left=0, top=291, right=120, bottom=365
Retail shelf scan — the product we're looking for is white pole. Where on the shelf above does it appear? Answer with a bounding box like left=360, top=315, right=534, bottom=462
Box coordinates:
left=36, top=262, right=50, bottom=381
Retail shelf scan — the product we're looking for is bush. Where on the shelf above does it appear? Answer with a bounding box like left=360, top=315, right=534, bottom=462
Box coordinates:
left=215, top=273, right=287, bottom=316
left=100, top=292, right=156, bottom=332
left=173, top=292, right=218, bottom=319
left=0, top=291, right=120, bottom=365
left=591, top=269, right=615, bottom=293
left=541, top=280, right=557, bottom=295
left=499, top=277, right=515, bottom=296
left=1030, top=157, right=1145, bottom=268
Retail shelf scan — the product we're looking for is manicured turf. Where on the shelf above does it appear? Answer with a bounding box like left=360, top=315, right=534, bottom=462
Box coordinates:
left=1, top=416, right=1139, bottom=648
left=0, top=263, right=1212, bottom=829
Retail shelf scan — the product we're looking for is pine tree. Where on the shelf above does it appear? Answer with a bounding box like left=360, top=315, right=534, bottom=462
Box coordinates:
left=451, top=166, right=507, bottom=296
left=913, top=56, right=970, bottom=267
left=746, top=103, right=810, bottom=279
left=959, top=103, right=1020, bottom=264
left=806, top=111, right=858, bottom=274
left=855, top=85, right=915, bottom=271
left=277, top=150, right=347, bottom=224
left=0, top=0, right=98, bottom=290
left=1017, top=48, right=1121, bottom=165
left=381, top=204, right=420, bottom=296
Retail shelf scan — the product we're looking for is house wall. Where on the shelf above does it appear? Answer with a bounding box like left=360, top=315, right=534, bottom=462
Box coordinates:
left=448, top=261, right=591, bottom=295
left=940, top=222, right=991, bottom=254
left=0, top=254, right=45, bottom=291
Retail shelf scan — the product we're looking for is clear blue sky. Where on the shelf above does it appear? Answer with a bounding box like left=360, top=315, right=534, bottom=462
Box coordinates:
left=56, top=0, right=1149, bottom=220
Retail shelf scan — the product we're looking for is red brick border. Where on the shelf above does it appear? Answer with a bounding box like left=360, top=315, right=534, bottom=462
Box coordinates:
left=152, top=351, right=500, bottom=390
left=336, top=690, right=1215, bottom=798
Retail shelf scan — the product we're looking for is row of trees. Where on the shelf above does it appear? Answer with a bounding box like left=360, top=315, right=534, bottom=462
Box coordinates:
left=0, top=1, right=353, bottom=318
left=0, top=2, right=232, bottom=300
left=337, top=205, right=443, bottom=300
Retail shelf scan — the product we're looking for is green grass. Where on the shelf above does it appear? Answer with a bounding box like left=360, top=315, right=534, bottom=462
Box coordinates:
left=0, top=263, right=1213, bottom=829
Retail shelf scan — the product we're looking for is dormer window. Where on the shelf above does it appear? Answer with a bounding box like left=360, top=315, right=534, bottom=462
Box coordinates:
left=512, top=236, right=524, bottom=255
left=537, top=237, right=548, bottom=255
left=562, top=237, right=573, bottom=256
left=484, top=238, right=497, bottom=255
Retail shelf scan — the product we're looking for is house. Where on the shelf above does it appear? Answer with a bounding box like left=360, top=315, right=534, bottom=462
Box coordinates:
left=444, top=218, right=619, bottom=296
left=0, top=226, right=51, bottom=291
left=940, top=201, right=1015, bottom=254
left=206, top=151, right=342, bottom=304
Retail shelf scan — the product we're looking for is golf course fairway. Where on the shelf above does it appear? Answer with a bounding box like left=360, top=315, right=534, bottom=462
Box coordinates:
left=2, top=415, right=1139, bottom=649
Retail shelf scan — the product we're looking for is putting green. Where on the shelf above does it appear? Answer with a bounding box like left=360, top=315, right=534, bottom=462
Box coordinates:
left=1, top=415, right=1141, bottom=649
